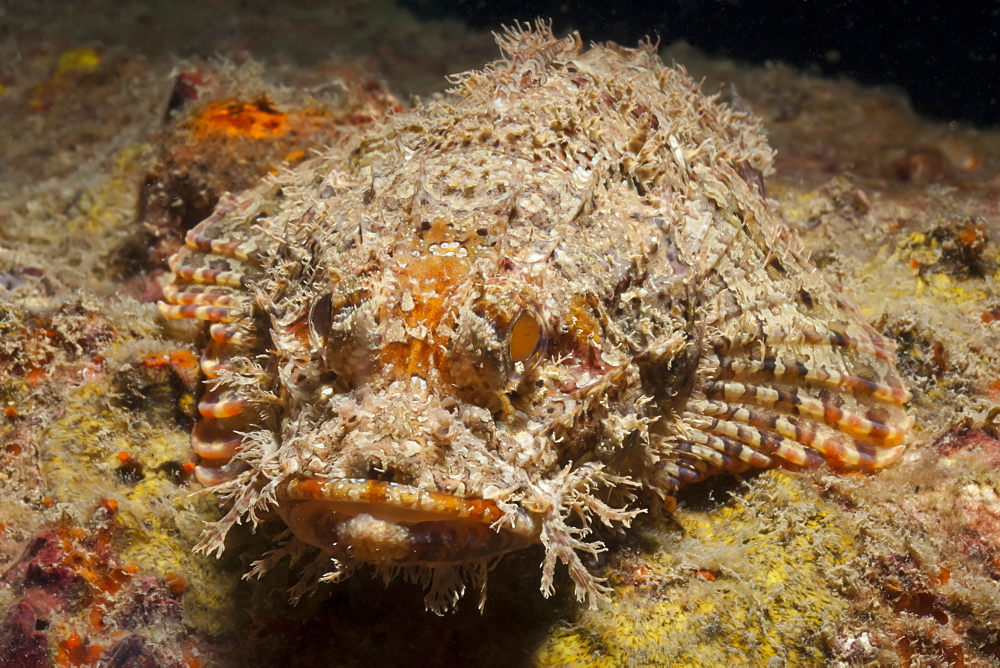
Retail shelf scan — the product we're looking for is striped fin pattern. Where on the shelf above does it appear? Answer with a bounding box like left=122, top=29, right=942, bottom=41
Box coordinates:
left=653, top=167, right=913, bottom=497
left=158, top=192, right=268, bottom=487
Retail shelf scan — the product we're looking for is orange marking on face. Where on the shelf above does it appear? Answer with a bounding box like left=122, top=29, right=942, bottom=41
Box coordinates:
left=563, top=295, right=601, bottom=355
left=464, top=498, right=504, bottom=522
left=361, top=480, right=389, bottom=505
left=295, top=479, right=325, bottom=500
left=380, top=251, right=469, bottom=381
left=432, top=492, right=462, bottom=515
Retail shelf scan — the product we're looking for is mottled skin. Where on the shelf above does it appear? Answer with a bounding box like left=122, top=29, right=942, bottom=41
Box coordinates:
left=159, top=24, right=912, bottom=612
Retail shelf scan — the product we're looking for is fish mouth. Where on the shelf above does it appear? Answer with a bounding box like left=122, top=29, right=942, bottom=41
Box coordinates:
left=276, top=478, right=542, bottom=565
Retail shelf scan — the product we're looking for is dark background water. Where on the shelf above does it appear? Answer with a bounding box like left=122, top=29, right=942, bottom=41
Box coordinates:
left=405, top=0, right=1000, bottom=128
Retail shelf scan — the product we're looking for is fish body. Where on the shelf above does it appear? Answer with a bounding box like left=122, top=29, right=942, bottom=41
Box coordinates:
left=159, top=23, right=912, bottom=612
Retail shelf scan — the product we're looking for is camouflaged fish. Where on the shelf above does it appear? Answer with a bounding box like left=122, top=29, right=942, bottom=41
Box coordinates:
left=159, top=23, right=913, bottom=613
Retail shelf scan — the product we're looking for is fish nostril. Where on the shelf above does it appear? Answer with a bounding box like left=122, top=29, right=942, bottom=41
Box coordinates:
left=433, top=422, right=453, bottom=441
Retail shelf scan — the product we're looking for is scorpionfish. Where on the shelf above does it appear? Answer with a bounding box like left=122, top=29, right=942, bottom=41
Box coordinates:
left=159, top=23, right=913, bottom=613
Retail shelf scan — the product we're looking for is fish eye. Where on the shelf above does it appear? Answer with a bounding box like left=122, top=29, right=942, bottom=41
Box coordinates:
left=308, top=293, right=333, bottom=348
left=507, top=309, right=546, bottom=369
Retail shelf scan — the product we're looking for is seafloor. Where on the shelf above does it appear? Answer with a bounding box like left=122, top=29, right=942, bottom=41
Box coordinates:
left=1, top=2, right=998, bottom=666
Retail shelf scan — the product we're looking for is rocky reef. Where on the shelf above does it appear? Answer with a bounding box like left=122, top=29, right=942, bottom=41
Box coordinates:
left=1, top=2, right=998, bottom=665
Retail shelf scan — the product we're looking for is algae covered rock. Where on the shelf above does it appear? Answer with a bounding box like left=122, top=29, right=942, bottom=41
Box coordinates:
left=540, top=472, right=854, bottom=665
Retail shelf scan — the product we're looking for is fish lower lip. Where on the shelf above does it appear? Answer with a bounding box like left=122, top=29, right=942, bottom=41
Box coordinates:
left=276, top=478, right=541, bottom=564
